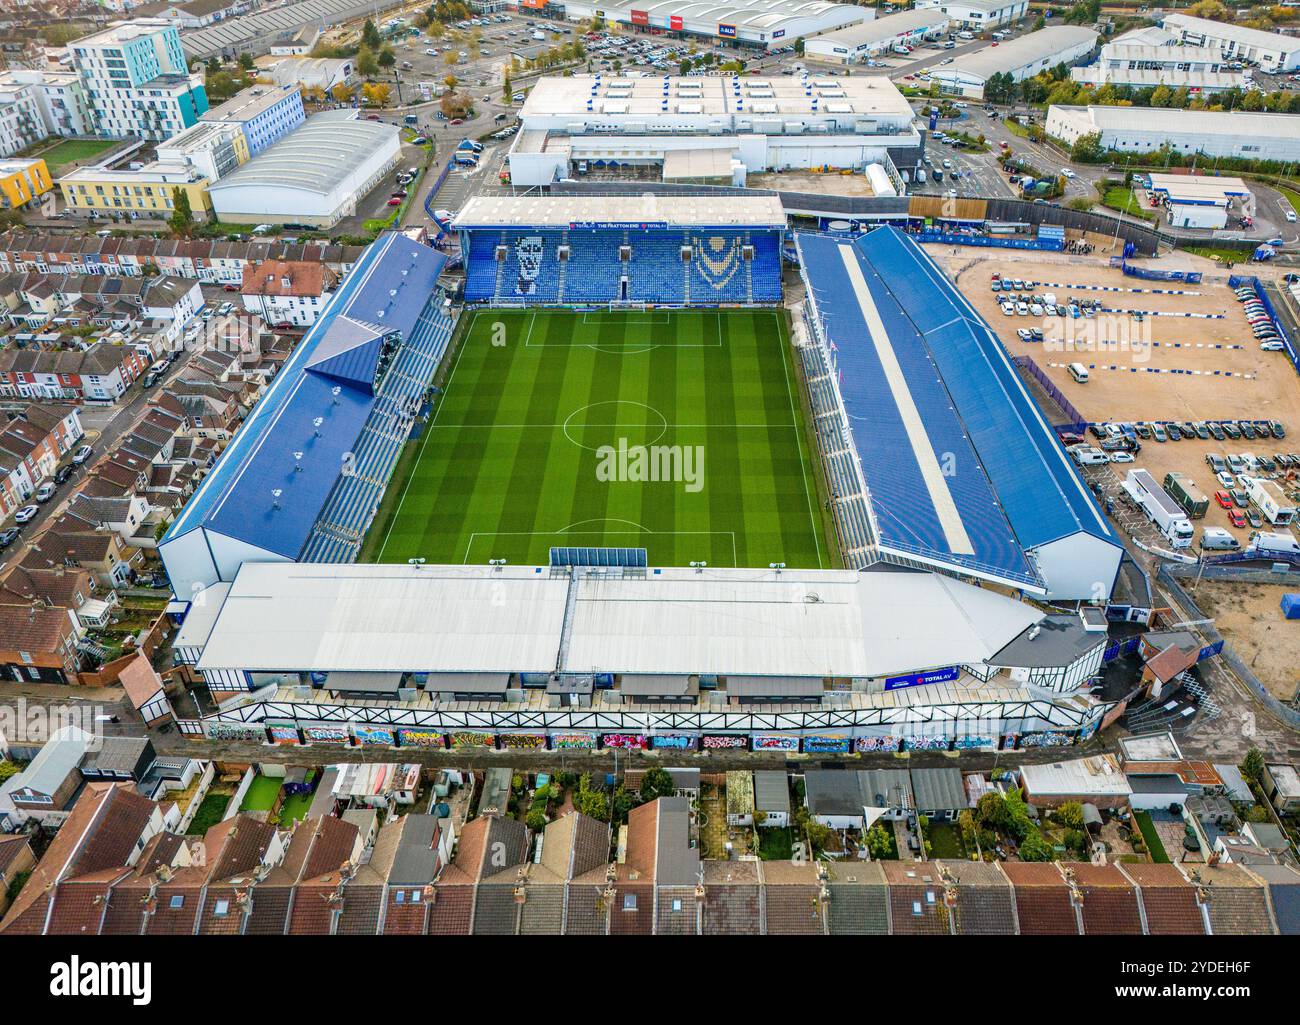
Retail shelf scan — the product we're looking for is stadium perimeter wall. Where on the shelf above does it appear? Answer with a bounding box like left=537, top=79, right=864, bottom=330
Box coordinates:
left=548, top=182, right=1164, bottom=255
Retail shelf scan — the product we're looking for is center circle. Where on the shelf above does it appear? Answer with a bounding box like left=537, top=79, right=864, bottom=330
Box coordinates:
left=563, top=400, right=668, bottom=452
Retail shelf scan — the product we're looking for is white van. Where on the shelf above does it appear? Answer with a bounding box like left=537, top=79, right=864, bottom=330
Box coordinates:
left=1068, top=362, right=1090, bottom=383
left=1072, top=446, right=1108, bottom=465
left=1200, top=527, right=1240, bottom=551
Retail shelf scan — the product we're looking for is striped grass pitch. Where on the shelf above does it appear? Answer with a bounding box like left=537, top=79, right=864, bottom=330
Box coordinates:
left=367, top=308, right=833, bottom=569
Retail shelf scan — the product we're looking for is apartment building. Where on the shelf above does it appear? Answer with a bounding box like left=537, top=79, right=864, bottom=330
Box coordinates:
left=69, top=20, right=209, bottom=141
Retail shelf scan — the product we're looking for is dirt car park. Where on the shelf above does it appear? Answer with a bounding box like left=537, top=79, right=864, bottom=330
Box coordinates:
left=939, top=247, right=1300, bottom=551
left=1191, top=580, right=1300, bottom=703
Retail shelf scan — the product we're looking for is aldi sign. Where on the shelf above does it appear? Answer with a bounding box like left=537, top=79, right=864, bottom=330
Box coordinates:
left=718, top=22, right=736, bottom=37
left=772, top=28, right=785, bottom=38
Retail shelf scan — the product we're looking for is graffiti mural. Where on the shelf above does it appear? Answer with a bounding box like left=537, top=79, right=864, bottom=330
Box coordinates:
left=396, top=728, right=445, bottom=748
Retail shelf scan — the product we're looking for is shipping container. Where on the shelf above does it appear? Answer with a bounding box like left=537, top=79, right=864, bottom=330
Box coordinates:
left=1163, top=471, right=1210, bottom=520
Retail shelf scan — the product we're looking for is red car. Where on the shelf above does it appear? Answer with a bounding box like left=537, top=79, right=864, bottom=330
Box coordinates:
left=386, top=197, right=401, bottom=206
left=450, top=117, right=464, bottom=125
left=1228, top=509, right=1247, bottom=528
left=223, top=283, right=240, bottom=292
left=1214, top=489, right=1232, bottom=509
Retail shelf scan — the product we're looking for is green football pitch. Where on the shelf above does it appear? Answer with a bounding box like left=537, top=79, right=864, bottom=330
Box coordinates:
left=364, top=308, right=835, bottom=569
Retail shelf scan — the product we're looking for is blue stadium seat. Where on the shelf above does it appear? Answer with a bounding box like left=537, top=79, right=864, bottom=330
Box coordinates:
left=462, top=227, right=783, bottom=306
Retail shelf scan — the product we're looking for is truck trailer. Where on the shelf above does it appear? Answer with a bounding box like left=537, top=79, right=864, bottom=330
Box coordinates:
left=1123, top=469, right=1194, bottom=548
left=1163, top=471, right=1210, bottom=520
left=1243, top=475, right=1296, bottom=526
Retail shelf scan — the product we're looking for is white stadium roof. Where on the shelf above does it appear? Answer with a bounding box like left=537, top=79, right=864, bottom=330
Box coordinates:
left=453, top=193, right=788, bottom=229
left=207, top=111, right=397, bottom=198
left=808, top=8, right=948, bottom=49
left=196, top=563, right=571, bottom=676
left=193, top=563, right=1045, bottom=681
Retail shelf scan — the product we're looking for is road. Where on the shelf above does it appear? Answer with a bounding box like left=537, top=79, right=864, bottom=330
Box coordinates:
left=0, top=310, right=214, bottom=575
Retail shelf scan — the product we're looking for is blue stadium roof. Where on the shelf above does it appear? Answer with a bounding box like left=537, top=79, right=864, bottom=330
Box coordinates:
left=798, top=228, right=1119, bottom=589
left=163, top=232, right=446, bottom=562
left=798, top=231, right=1033, bottom=588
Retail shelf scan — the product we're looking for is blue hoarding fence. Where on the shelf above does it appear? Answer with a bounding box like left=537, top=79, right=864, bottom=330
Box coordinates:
left=884, top=665, right=960, bottom=691
left=1011, top=354, right=1088, bottom=427
left=1228, top=274, right=1300, bottom=378
left=912, top=230, right=1064, bottom=252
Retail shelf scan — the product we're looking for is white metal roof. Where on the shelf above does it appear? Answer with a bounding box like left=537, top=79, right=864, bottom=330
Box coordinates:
left=942, top=26, right=1097, bottom=82
left=561, top=566, right=1043, bottom=678
left=520, top=73, right=913, bottom=120
left=1051, top=104, right=1300, bottom=141
left=453, top=193, right=787, bottom=228
left=1165, top=12, right=1300, bottom=56
left=1020, top=755, right=1133, bottom=797
left=193, top=563, right=1044, bottom=681
left=807, top=8, right=948, bottom=49
left=196, top=563, right=570, bottom=675
left=207, top=111, right=397, bottom=197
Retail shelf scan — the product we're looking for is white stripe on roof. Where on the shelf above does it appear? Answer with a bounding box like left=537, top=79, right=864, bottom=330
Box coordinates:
left=838, top=243, right=973, bottom=556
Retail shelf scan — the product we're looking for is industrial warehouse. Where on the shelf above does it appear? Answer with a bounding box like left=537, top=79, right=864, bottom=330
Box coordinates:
left=803, top=8, right=948, bottom=65
left=929, top=25, right=1098, bottom=98
left=1045, top=104, right=1300, bottom=162
left=157, top=196, right=1135, bottom=752
left=557, top=0, right=871, bottom=50
left=505, top=73, right=922, bottom=187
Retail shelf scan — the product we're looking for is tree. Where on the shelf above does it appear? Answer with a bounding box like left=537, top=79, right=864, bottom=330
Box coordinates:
left=526, top=808, right=547, bottom=830
left=975, top=790, right=1010, bottom=829
left=1242, top=747, right=1266, bottom=784
left=863, top=821, right=893, bottom=859
left=238, top=52, right=255, bottom=72
left=0, top=761, right=18, bottom=783
left=1018, top=828, right=1055, bottom=862
left=168, top=187, right=195, bottom=237
left=639, top=768, right=676, bottom=803
left=1056, top=801, right=1085, bottom=831
left=331, top=83, right=352, bottom=105
left=362, top=82, right=391, bottom=107
left=356, top=45, right=379, bottom=79
left=575, top=775, right=610, bottom=821
left=361, top=18, right=382, bottom=50
left=378, top=46, right=396, bottom=70
left=502, top=72, right=512, bottom=102
left=1070, top=130, right=1103, bottom=163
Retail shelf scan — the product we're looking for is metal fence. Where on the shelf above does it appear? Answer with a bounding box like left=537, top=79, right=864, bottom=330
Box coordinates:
left=1229, top=273, right=1300, bottom=379
left=1011, top=354, right=1088, bottom=428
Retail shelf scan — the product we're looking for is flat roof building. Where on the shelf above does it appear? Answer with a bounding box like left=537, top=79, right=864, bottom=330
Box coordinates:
left=931, top=26, right=1098, bottom=97
left=559, top=0, right=872, bottom=51
left=207, top=110, right=400, bottom=227
left=1071, top=39, right=1249, bottom=93
left=1019, top=754, right=1133, bottom=808
left=805, top=8, right=949, bottom=64
left=1164, top=12, right=1300, bottom=72
left=914, top=0, right=1029, bottom=30
left=506, top=73, right=921, bottom=186
left=1046, top=104, right=1300, bottom=162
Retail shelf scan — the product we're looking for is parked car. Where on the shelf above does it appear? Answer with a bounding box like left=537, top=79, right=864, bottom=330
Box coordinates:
left=1214, top=489, right=1233, bottom=509
left=1228, top=509, right=1247, bottom=528
left=54, top=464, right=73, bottom=485
left=1231, top=488, right=1249, bottom=508
left=71, top=444, right=93, bottom=464
left=34, top=482, right=55, bottom=503
left=14, top=505, right=38, bottom=523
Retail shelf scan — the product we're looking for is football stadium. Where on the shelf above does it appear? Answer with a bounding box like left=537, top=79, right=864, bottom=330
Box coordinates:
left=362, top=308, right=833, bottom=569
left=162, top=198, right=1129, bottom=754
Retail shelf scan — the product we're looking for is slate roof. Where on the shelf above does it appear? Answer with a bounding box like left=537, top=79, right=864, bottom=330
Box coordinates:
left=1181, top=863, right=1275, bottom=935
left=882, top=861, right=951, bottom=936
left=943, top=860, right=1018, bottom=935
left=702, top=859, right=763, bottom=936
left=1000, top=862, right=1081, bottom=935
left=1121, top=862, right=1206, bottom=935
left=823, top=860, right=890, bottom=935
left=1069, top=863, right=1144, bottom=935
left=761, top=861, right=825, bottom=936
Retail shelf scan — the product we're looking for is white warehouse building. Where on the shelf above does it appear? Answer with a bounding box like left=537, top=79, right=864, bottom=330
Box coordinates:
left=931, top=25, right=1097, bottom=97
left=558, top=0, right=872, bottom=51
left=1070, top=39, right=1250, bottom=94
left=207, top=110, right=400, bottom=227
left=1163, top=12, right=1300, bottom=73
left=1046, top=105, right=1300, bottom=163
left=506, top=73, right=922, bottom=187
left=805, top=8, right=949, bottom=65
left=913, top=0, right=1029, bottom=31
